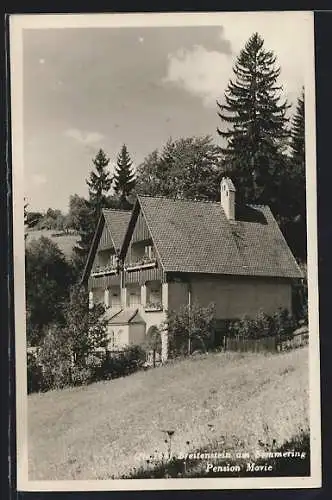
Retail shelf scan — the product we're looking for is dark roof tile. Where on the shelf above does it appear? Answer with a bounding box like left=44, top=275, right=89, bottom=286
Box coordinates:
left=138, top=196, right=303, bottom=279
left=102, top=209, right=131, bottom=251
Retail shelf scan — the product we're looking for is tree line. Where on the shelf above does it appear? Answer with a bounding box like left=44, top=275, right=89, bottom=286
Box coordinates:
left=25, top=32, right=306, bottom=353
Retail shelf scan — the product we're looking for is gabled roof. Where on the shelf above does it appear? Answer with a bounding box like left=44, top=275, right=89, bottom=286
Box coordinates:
left=81, top=209, right=131, bottom=283
left=103, top=210, right=132, bottom=251
left=107, top=308, right=145, bottom=325
left=121, top=196, right=303, bottom=279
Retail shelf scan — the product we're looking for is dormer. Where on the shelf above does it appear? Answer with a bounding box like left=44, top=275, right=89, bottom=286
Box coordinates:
left=220, top=177, right=236, bottom=221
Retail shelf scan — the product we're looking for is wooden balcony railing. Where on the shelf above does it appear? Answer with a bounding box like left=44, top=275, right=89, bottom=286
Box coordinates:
left=125, top=257, right=157, bottom=272
left=91, top=264, right=118, bottom=277
left=144, top=301, right=163, bottom=312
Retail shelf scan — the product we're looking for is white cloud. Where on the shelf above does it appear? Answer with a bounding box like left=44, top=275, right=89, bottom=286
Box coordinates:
left=64, top=128, right=104, bottom=145
left=163, top=45, right=232, bottom=107
left=31, top=173, right=47, bottom=186
left=163, top=12, right=310, bottom=108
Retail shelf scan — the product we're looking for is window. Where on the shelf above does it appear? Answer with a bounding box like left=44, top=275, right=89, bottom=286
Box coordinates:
left=144, top=245, right=153, bottom=258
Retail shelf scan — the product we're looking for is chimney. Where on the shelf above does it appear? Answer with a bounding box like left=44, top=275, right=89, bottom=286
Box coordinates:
left=220, top=177, right=236, bottom=220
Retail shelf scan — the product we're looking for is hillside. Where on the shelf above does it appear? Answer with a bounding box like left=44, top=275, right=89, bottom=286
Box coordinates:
left=28, top=347, right=309, bottom=480
left=25, top=229, right=80, bottom=260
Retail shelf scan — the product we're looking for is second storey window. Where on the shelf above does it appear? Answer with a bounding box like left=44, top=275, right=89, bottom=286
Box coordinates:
left=144, top=245, right=153, bottom=259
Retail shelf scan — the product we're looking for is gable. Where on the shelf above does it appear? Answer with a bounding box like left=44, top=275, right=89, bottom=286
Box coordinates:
left=131, top=209, right=151, bottom=243
left=81, top=209, right=131, bottom=283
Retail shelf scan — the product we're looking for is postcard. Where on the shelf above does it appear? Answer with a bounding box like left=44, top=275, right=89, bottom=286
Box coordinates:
left=9, top=10, right=321, bottom=491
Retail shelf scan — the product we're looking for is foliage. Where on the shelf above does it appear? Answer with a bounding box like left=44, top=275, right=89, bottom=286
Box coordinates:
left=143, top=326, right=162, bottom=367
left=64, top=284, right=108, bottom=366
left=135, top=136, right=224, bottom=201
left=37, top=324, right=73, bottom=390
left=86, top=148, right=112, bottom=219
left=113, top=144, right=136, bottom=208
left=25, top=236, right=74, bottom=345
left=290, top=88, right=305, bottom=165
left=27, top=350, right=43, bottom=394
left=229, top=308, right=297, bottom=341
left=284, top=89, right=306, bottom=260
left=217, top=32, right=290, bottom=206
left=164, top=303, right=216, bottom=357
left=34, top=208, right=67, bottom=231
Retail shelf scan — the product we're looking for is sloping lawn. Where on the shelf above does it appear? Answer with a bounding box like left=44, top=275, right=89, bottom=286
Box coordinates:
left=28, top=347, right=309, bottom=480
left=25, top=229, right=79, bottom=259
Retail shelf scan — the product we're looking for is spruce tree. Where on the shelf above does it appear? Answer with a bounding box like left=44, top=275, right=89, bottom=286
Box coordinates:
left=287, top=89, right=306, bottom=260
left=290, top=88, right=305, bottom=166
left=86, top=148, right=112, bottom=219
left=113, top=144, right=135, bottom=203
left=217, top=32, right=290, bottom=205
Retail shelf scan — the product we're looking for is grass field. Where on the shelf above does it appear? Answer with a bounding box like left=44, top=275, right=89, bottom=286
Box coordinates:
left=25, top=229, right=79, bottom=259
left=28, top=347, right=309, bottom=480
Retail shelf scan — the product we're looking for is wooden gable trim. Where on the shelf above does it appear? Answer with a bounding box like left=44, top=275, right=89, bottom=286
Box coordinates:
left=138, top=197, right=166, bottom=273
left=119, top=197, right=166, bottom=273
left=119, top=199, right=141, bottom=260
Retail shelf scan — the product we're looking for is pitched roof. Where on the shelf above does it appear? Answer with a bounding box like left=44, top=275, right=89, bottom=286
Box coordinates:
left=135, top=196, right=303, bottom=279
left=107, top=308, right=145, bottom=325
left=103, top=209, right=132, bottom=251
left=81, top=209, right=131, bottom=283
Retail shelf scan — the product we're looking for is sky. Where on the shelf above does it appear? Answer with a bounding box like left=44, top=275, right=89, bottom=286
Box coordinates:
left=20, top=12, right=312, bottom=213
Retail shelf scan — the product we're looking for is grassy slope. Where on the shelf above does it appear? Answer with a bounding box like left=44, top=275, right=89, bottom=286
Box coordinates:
left=25, top=229, right=79, bottom=259
left=28, top=347, right=309, bottom=480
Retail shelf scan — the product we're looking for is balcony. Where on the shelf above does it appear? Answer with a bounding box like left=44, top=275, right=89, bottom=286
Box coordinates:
left=125, top=256, right=158, bottom=272
left=144, top=301, right=163, bottom=312
left=91, top=264, right=118, bottom=277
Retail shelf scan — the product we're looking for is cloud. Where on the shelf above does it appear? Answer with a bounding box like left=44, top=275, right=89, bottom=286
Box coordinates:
left=163, top=12, right=309, bottom=108
left=163, top=45, right=232, bottom=107
left=64, top=128, right=104, bottom=145
left=39, top=58, right=45, bottom=64
left=31, top=173, right=47, bottom=186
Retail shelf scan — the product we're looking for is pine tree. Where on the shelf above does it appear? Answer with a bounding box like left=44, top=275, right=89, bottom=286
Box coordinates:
left=286, top=89, right=306, bottom=260
left=86, top=149, right=112, bottom=219
left=113, top=144, right=135, bottom=203
left=290, top=88, right=305, bottom=166
left=217, top=32, right=290, bottom=205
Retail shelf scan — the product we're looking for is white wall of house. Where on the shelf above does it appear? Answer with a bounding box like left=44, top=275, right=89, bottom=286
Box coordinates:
left=128, top=323, right=146, bottom=345
left=107, top=324, right=129, bottom=350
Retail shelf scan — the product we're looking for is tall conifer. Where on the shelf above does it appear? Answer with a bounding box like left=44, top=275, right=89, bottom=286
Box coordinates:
left=113, top=144, right=135, bottom=204
left=217, top=32, right=290, bottom=204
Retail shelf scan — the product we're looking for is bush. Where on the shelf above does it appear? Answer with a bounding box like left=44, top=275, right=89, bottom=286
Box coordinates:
left=98, top=345, right=146, bottom=380
left=27, top=351, right=43, bottom=394
left=164, top=303, right=216, bottom=358
left=229, top=308, right=297, bottom=341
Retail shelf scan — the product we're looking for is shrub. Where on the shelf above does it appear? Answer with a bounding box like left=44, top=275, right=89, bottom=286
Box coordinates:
left=99, top=345, right=146, bottom=379
left=229, top=308, right=297, bottom=341
left=27, top=351, right=43, bottom=394
left=37, top=325, right=73, bottom=390
left=164, top=303, right=216, bottom=358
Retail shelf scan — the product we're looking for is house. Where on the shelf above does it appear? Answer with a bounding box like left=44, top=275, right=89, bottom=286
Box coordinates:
left=82, top=178, right=303, bottom=361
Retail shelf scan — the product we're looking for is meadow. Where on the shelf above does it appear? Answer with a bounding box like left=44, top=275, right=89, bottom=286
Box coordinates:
left=28, top=346, right=309, bottom=480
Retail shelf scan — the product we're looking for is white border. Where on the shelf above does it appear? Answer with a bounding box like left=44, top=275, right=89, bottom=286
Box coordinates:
left=10, top=11, right=321, bottom=491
